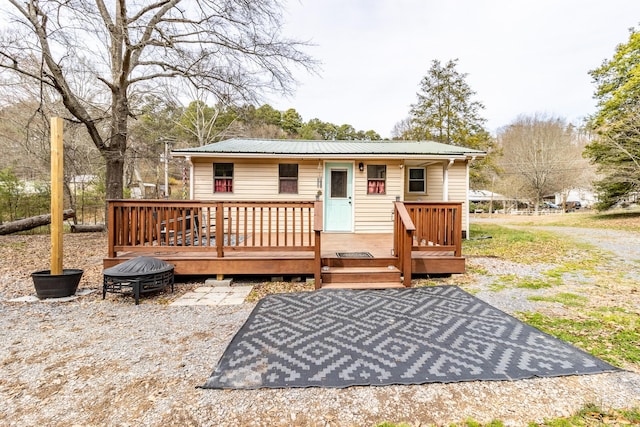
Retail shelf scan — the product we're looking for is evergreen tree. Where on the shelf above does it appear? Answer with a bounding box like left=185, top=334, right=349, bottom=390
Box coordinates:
left=255, top=104, right=282, bottom=127
left=281, top=108, right=303, bottom=136
left=409, top=59, right=490, bottom=150
left=406, top=59, right=495, bottom=187
left=585, top=28, right=640, bottom=209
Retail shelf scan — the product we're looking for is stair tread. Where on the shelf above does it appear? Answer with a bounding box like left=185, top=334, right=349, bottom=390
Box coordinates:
left=321, top=282, right=406, bottom=289
left=322, top=266, right=400, bottom=273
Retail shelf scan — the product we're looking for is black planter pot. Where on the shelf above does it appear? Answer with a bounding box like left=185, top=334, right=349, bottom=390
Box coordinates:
left=31, top=269, right=84, bottom=299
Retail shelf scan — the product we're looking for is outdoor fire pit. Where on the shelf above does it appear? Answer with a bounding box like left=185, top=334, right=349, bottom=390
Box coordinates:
left=103, top=256, right=174, bottom=305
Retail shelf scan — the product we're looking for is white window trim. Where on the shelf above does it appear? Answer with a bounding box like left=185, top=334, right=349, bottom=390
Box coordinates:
left=366, top=164, right=387, bottom=195
left=408, top=166, right=427, bottom=194
left=213, top=163, right=234, bottom=193
left=278, top=163, right=299, bottom=194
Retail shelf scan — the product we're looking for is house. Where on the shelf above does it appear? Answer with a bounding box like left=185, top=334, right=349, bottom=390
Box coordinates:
left=469, top=189, right=510, bottom=213
left=172, top=138, right=484, bottom=236
left=104, top=138, right=486, bottom=289
left=70, top=174, right=98, bottom=192
left=553, top=188, right=597, bottom=210
left=129, top=183, right=158, bottom=199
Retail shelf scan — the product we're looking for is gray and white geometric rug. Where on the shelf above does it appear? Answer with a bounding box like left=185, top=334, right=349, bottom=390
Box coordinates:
left=201, top=286, right=618, bottom=389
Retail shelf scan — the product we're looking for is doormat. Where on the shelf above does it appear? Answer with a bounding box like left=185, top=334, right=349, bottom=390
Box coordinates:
left=201, top=286, right=618, bottom=389
left=336, top=252, right=373, bottom=258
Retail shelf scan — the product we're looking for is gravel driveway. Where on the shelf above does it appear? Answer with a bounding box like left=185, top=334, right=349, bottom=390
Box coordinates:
left=470, top=215, right=640, bottom=265
left=537, top=226, right=640, bottom=265
left=1, top=229, right=639, bottom=426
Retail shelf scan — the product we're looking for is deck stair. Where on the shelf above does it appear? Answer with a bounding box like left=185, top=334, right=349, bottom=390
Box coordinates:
left=320, top=257, right=404, bottom=289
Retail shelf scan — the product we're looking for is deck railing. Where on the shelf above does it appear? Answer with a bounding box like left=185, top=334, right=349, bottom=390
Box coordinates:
left=107, top=199, right=321, bottom=256
left=402, top=201, right=463, bottom=257
left=393, top=201, right=462, bottom=284
left=393, top=202, right=416, bottom=287
left=108, top=199, right=459, bottom=286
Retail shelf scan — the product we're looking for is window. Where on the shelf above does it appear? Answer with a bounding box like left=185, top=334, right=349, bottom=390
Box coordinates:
left=213, top=163, right=233, bottom=193
left=408, top=167, right=426, bottom=193
left=330, top=169, right=347, bottom=198
left=279, top=164, right=298, bottom=194
left=367, top=165, right=386, bottom=194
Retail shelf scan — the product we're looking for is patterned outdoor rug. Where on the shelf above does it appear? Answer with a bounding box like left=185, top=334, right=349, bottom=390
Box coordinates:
left=201, top=286, right=618, bottom=389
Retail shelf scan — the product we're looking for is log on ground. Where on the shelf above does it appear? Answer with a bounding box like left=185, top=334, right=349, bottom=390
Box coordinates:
left=0, top=209, right=75, bottom=235
left=71, top=224, right=105, bottom=233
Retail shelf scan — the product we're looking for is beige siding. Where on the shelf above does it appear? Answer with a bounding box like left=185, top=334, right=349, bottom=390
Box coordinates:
left=192, top=159, right=320, bottom=201
left=426, top=164, right=444, bottom=200
left=448, top=162, right=469, bottom=234
left=353, top=160, right=403, bottom=233
left=403, top=162, right=444, bottom=202
left=192, top=158, right=317, bottom=234
left=401, top=160, right=469, bottom=233
left=192, top=159, right=213, bottom=200
left=191, top=157, right=470, bottom=234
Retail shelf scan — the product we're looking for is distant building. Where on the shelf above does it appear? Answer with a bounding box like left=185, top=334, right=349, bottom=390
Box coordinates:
left=129, top=183, right=157, bottom=199
left=70, top=174, right=98, bottom=193
left=553, top=188, right=597, bottom=209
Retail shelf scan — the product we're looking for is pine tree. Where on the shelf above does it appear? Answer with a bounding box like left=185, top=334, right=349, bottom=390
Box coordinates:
left=409, top=59, right=489, bottom=150
left=585, top=28, right=640, bottom=209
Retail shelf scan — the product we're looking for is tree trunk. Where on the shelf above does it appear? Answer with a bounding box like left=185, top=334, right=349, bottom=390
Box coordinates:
left=0, top=210, right=75, bottom=235
left=105, top=151, right=125, bottom=200
left=104, top=82, right=128, bottom=201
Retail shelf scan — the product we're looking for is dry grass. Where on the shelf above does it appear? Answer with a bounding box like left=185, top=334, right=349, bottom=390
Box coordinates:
left=474, top=208, right=640, bottom=231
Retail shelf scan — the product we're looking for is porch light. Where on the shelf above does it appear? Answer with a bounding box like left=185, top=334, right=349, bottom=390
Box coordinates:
left=358, top=162, right=364, bottom=172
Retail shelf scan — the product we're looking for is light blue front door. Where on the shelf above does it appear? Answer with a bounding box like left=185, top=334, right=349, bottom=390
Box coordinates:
left=324, top=162, right=353, bottom=231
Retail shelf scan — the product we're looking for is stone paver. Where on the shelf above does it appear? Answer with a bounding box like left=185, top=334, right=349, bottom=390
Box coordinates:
left=7, top=289, right=96, bottom=303
left=170, top=285, right=252, bottom=306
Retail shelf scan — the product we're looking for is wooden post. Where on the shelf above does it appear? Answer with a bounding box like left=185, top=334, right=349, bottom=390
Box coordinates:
left=51, top=117, right=64, bottom=275
left=313, top=200, right=323, bottom=289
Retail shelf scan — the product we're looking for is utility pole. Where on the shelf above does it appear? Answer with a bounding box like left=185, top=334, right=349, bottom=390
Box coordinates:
left=164, top=139, right=169, bottom=199
left=159, top=136, right=176, bottom=199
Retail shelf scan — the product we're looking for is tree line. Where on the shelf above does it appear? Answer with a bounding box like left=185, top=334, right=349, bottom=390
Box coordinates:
left=0, top=0, right=637, bottom=213
left=144, top=99, right=382, bottom=146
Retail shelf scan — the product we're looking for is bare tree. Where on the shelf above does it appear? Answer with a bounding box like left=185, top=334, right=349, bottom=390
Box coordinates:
left=0, top=95, right=102, bottom=214
left=174, top=86, right=236, bottom=146
left=497, top=114, right=590, bottom=211
left=0, top=0, right=315, bottom=199
left=391, top=117, right=413, bottom=140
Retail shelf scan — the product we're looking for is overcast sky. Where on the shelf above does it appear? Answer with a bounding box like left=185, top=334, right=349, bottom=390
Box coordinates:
left=267, top=0, right=640, bottom=138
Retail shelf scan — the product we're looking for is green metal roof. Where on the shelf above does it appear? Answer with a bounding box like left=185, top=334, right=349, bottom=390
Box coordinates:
left=171, top=138, right=486, bottom=159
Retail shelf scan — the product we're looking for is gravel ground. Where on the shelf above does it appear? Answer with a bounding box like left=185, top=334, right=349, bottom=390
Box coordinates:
left=1, top=227, right=639, bottom=426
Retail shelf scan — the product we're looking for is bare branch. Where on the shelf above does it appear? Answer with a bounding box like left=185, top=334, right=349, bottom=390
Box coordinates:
left=0, top=0, right=316, bottom=199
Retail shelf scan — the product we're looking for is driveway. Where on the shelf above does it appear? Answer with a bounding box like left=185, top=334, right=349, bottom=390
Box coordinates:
left=471, top=216, right=640, bottom=266
left=535, top=226, right=640, bottom=266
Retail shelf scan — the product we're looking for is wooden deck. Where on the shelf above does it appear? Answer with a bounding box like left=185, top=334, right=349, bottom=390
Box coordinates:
left=104, top=200, right=465, bottom=288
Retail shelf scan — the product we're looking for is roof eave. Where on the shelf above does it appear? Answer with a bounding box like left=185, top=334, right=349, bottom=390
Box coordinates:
left=171, top=152, right=485, bottom=160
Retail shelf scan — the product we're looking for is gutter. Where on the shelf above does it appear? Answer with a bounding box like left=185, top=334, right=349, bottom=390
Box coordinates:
left=170, top=152, right=477, bottom=161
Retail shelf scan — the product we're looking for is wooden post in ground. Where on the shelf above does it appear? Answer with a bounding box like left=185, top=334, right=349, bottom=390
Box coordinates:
left=50, top=117, right=64, bottom=275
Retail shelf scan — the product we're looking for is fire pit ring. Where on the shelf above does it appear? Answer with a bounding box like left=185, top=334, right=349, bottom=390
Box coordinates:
left=103, top=256, right=174, bottom=305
